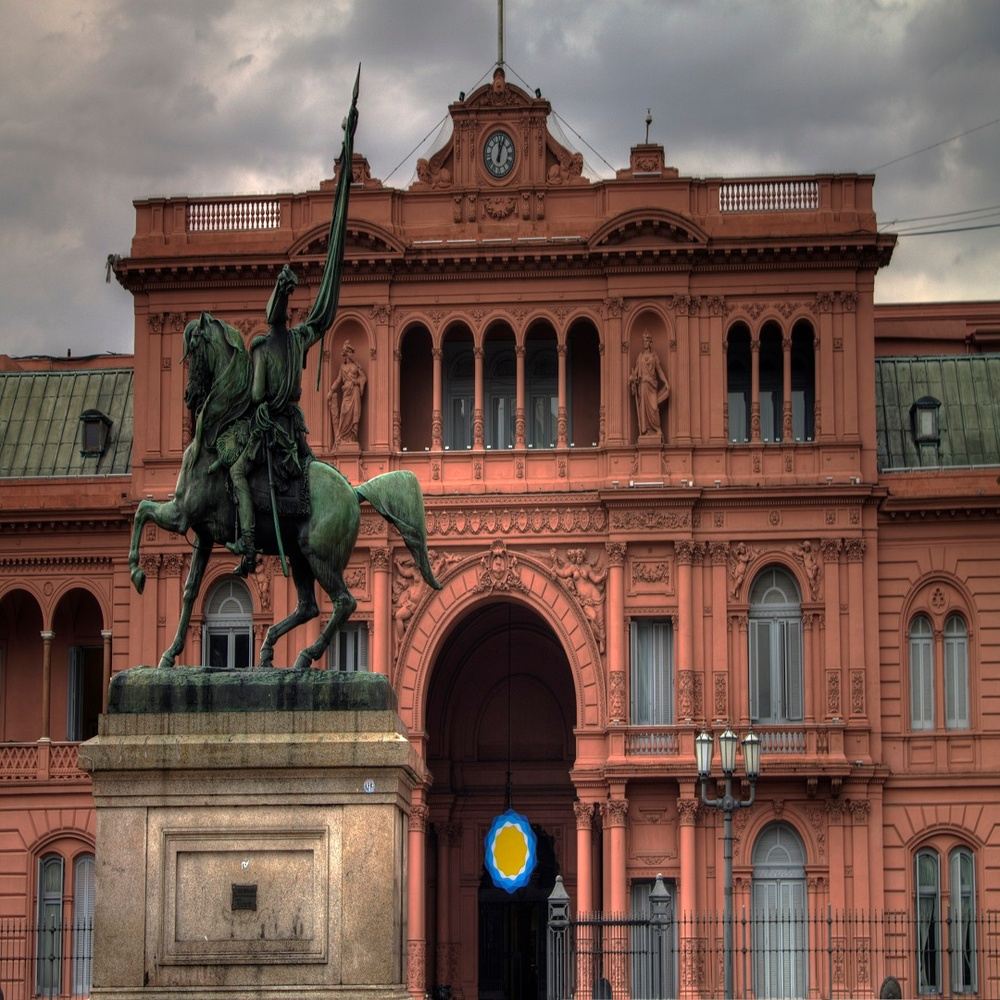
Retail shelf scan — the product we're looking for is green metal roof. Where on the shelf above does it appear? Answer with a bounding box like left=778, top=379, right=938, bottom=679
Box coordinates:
left=875, top=355, right=1000, bottom=471
left=0, top=369, right=133, bottom=477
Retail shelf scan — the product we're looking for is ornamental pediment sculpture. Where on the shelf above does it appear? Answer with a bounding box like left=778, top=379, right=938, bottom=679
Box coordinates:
left=549, top=546, right=607, bottom=653
left=474, top=540, right=527, bottom=594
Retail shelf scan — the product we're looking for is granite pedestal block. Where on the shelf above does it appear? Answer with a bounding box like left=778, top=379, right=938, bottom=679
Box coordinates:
left=78, top=667, right=423, bottom=1000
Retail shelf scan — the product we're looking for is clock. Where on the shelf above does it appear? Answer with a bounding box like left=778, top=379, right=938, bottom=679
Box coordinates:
left=483, top=130, right=516, bottom=178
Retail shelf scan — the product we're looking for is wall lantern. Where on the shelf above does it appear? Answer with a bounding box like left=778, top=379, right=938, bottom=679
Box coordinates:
left=79, top=409, right=112, bottom=457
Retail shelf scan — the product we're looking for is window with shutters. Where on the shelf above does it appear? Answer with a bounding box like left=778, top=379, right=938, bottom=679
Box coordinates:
left=909, top=615, right=935, bottom=730
left=950, top=847, right=977, bottom=994
left=328, top=621, right=369, bottom=672
left=752, top=823, right=807, bottom=999
left=72, top=854, right=95, bottom=997
left=629, top=619, right=673, bottom=725
left=749, top=568, right=803, bottom=724
left=944, top=614, right=970, bottom=730
left=36, top=854, right=64, bottom=997
left=916, top=848, right=942, bottom=994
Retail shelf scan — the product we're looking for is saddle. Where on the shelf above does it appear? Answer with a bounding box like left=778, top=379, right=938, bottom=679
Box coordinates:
left=248, top=460, right=311, bottom=518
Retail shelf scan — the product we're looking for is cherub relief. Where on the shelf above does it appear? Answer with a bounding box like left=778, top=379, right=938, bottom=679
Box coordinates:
left=393, top=550, right=459, bottom=643
left=729, top=542, right=756, bottom=600
left=550, top=547, right=607, bottom=653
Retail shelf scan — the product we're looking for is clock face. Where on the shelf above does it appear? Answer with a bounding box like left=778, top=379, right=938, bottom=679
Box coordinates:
left=483, top=130, right=516, bottom=178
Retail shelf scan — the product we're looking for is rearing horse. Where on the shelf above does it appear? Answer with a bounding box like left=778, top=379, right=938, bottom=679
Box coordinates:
left=128, top=312, right=440, bottom=670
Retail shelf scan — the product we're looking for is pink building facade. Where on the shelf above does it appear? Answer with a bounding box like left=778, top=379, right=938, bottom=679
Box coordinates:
left=2, top=70, right=1000, bottom=998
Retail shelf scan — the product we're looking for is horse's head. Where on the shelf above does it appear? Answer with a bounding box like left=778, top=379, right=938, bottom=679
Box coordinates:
left=182, top=312, right=246, bottom=414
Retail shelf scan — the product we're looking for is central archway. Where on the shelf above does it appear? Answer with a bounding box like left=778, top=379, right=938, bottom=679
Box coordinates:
left=424, top=600, right=577, bottom=1000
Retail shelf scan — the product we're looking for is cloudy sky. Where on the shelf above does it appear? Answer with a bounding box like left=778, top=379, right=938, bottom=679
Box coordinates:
left=2, top=0, right=998, bottom=357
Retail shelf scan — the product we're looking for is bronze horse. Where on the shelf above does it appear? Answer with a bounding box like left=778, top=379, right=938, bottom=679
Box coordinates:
left=128, top=312, right=440, bottom=670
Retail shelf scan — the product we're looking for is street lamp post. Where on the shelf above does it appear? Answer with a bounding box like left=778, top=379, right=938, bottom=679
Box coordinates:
left=696, top=727, right=761, bottom=1000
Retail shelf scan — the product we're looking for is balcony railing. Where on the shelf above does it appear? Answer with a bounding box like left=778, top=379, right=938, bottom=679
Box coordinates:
left=0, top=917, right=92, bottom=1000
left=719, top=180, right=820, bottom=212
left=186, top=197, right=281, bottom=232
left=623, top=724, right=840, bottom=759
left=0, top=743, right=88, bottom=783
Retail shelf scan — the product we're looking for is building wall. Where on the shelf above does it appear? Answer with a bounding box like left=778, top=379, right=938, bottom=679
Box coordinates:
left=1, top=69, right=999, bottom=997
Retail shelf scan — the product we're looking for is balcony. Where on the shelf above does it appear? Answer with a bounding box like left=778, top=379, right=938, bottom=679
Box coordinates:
left=0, top=742, right=89, bottom=783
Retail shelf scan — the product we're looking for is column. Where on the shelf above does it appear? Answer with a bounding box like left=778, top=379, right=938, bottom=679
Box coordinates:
left=677, top=796, right=699, bottom=999
left=816, top=296, right=835, bottom=440
left=392, top=347, right=402, bottom=451
left=605, top=543, right=627, bottom=724
left=731, top=614, right=750, bottom=727
left=372, top=304, right=391, bottom=449
left=556, top=342, right=568, bottom=448
left=40, top=630, right=54, bottom=740
left=750, top=334, right=761, bottom=443
left=370, top=546, right=392, bottom=676
left=675, top=303, right=692, bottom=444
left=846, top=540, right=866, bottom=721
left=435, top=822, right=452, bottom=990
left=431, top=347, right=443, bottom=450
left=574, top=801, right=595, bottom=1000
left=781, top=335, right=793, bottom=442
left=710, top=544, right=729, bottom=721
left=676, top=542, right=695, bottom=721
left=850, top=799, right=872, bottom=915
left=514, top=343, right=526, bottom=448
left=821, top=541, right=843, bottom=720
left=803, top=612, right=817, bottom=723
left=407, top=797, right=430, bottom=998
left=101, top=629, right=112, bottom=715
left=602, top=797, right=629, bottom=999
left=603, top=298, right=626, bottom=446
left=473, top=345, right=484, bottom=449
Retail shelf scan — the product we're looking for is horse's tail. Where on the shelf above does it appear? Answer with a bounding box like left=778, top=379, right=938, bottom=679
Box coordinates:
left=354, top=471, right=442, bottom=589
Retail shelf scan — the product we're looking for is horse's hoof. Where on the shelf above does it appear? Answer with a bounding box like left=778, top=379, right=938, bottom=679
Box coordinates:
left=258, top=651, right=274, bottom=670
left=157, top=655, right=174, bottom=669
left=131, top=568, right=146, bottom=595
left=292, top=654, right=312, bottom=671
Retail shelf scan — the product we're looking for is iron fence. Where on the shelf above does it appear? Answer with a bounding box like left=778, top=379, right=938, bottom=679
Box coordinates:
left=0, top=917, right=92, bottom=1000
left=547, top=878, right=1000, bottom=999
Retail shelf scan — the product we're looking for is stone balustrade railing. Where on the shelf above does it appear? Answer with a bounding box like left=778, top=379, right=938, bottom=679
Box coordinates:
left=719, top=180, right=820, bottom=212
left=624, top=724, right=839, bottom=759
left=0, top=742, right=88, bottom=782
left=187, top=198, right=282, bottom=232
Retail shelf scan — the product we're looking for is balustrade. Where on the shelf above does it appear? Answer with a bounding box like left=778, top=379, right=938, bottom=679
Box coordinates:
left=0, top=742, right=88, bottom=782
left=719, top=180, right=820, bottom=212
left=187, top=198, right=281, bottom=232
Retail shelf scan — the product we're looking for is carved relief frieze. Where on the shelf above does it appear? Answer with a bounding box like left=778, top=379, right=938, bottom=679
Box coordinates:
left=609, top=671, right=626, bottom=724
left=630, top=559, right=671, bottom=589
left=609, top=509, right=690, bottom=531
left=425, top=504, right=607, bottom=537
left=788, top=540, right=822, bottom=600
left=850, top=670, right=866, bottom=715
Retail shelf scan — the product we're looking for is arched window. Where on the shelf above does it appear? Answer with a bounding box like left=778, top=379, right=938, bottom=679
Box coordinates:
left=525, top=330, right=559, bottom=448
left=950, top=847, right=977, bottom=993
left=72, top=853, right=95, bottom=996
left=749, top=568, right=803, bottom=723
left=759, top=323, right=783, bottom=443
left=727, top=324, right=751, bottom=442
left=791, top=321, right=815, bottom=441
left=203, top=579, right=253, bottom=669
left=909, top=615, right=934, bottom=730
left=399, top=325, right=432, bottom=452
left=916, top=849, right=942, bottom=994
left=36, top=853, right=64, bottom=996
left=752, top=823, right=807, bottom=998
left=944, top=614, right=970, bottom=730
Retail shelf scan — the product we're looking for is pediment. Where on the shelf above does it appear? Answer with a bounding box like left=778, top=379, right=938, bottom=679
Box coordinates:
left=588, top=209, right=708, bottom=249
left=463, top=68, right=537, bottom=110
left=289, top=220, right=405, bottom=259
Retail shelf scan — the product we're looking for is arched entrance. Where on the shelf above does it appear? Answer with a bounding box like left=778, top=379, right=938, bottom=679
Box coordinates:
left=425, top=600, right=577, bottom=1000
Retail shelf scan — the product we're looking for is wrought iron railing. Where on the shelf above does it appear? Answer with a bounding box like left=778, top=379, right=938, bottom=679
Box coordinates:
left=0, top=917, right=92, bottom=999
left=547, top=884, right=1000, bottom=999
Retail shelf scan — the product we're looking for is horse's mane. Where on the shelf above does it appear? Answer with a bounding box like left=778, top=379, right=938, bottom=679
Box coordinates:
left=183, top=313, right=252, bottom=450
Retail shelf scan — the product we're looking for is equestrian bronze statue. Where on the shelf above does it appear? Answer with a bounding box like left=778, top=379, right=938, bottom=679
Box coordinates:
left=127, top=69, right=440, bottom=670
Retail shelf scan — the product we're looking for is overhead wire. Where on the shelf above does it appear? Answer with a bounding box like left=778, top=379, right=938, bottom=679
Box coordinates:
left=865, top=116, right=1000, bottom=173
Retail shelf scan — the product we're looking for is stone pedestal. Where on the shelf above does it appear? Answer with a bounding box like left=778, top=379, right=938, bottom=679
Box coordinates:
left=79, top=667, right=423, bottom=1000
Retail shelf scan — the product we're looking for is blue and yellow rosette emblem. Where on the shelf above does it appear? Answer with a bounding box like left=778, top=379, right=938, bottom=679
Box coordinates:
left=484, top=810, right=537, bottom=893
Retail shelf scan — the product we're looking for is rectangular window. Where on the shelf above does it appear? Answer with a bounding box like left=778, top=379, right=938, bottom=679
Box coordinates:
left=446, top=395, right=472, bottom=449
left=750, top=618, right=802, bottom=723
left=72, top=855, right=95, bottom=997
left=487, top=393, right=517, bottom=449
left=629, top=620, right=673, bottom=725
left=329, top=622, right=369, bottom=672
left=528, top=393, right=558, bottom=448
left=728, top=390, right=749, bottom=442
left=67, top=646, right=103, bottom=742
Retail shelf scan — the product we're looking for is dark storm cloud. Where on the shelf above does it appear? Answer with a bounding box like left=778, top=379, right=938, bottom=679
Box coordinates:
left=0, top=0, right=997, bottom=357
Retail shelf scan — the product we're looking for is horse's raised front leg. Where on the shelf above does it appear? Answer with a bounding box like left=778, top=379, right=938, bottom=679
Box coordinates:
left=129, top=498, right=188, bottom=594
left=293, top=572, right=356, bottom=672
left=158, top=533, right=212, bottom=670
left=257, top=551, right=319, bottom=669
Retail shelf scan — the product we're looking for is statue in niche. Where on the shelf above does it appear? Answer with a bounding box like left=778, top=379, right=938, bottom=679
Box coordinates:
left=549, top=547, right=607, bottom=653
left=629, top=330, right=670, bottom=438
left=327, top=339, right=367, bottom=446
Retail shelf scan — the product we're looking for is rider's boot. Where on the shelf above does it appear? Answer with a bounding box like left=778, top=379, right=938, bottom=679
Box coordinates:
left=226, top=461, right=257, bottom=576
